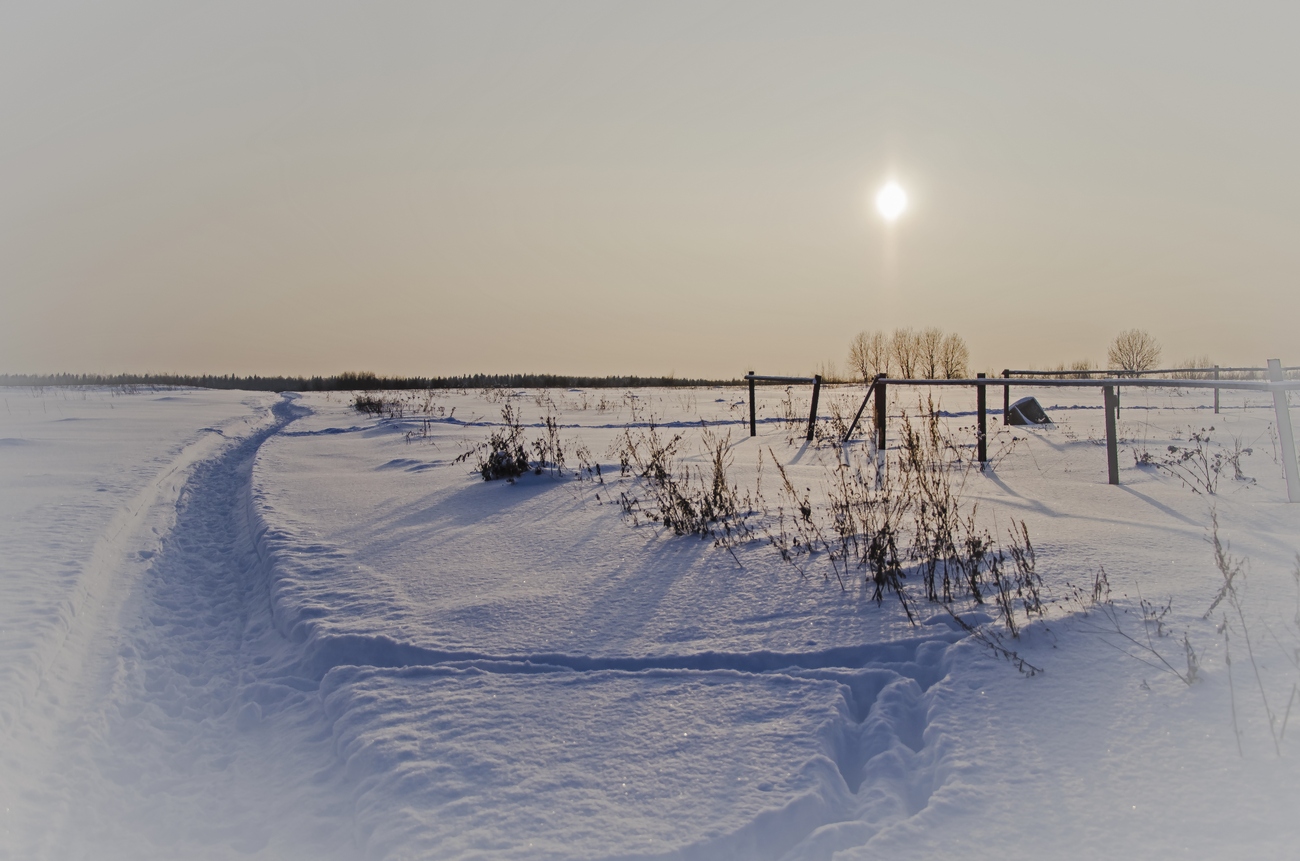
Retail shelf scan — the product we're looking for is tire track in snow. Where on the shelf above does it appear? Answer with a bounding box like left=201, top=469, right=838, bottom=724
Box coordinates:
left=1, top=400, right=275, bottom=748
left=22, top=396, right=358, bottom=860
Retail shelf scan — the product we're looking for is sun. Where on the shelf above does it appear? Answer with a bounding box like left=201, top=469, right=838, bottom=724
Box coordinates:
left=875, top=182, right=907, bottom=222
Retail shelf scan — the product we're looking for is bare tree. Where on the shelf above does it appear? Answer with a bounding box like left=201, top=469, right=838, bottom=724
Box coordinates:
left=917, top=327, right=945, bottom=379
left=814, top=359, right=843, bottom=382
left=867, top=331, right=892, bottom=378
left=847, top=331, right=892, bottom=380
left=891, top=327, right=919, bottom=379
left=939, top=333, right=970, bottom=378
left=855, top=327, right=968, bottom=380
left=1175, top=355, right=1214, bottom=380
left=1108, top=329, right=1162, bottom=374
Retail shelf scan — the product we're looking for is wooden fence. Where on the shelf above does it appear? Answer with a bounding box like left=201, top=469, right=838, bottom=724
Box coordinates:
left=832, top=360, right=1300, bottom=503
left=1003, top=365, right=1300, bottom=415
left=744, top=373, right=822, bottom=440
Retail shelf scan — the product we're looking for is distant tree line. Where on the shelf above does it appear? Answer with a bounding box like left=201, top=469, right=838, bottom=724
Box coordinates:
left=0, top=371, right=741, bottom=391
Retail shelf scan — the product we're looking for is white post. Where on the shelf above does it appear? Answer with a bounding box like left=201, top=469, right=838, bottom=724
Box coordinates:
left=1267, top=359, right=1300, bottom=503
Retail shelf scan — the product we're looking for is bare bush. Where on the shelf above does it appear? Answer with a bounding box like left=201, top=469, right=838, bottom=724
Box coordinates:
left=614, top=421, right=754, bottom=549
left=531, top=413, right=566, bottom=477
left=1141, top=426, right=1253, bottom=495
left=354, top=394, right=387, bottom=415
left=600, top=400, right=1049, bottom=668
left=1206, top=512, right=1283, bottom=756
left=899, top=406, right=969, bottom=602
left=1080, top=590, right=1201, bottom=687
left=455, top=404, right=576, bottom=482
left=456, top=404, right=533, bottom=481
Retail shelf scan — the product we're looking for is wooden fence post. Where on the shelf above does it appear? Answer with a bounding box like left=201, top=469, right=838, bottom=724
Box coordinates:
left=977, top=373, right=988, bottom=465
left=1267, top=359, right=1299, bottom=503
left=1213, top=365, right=1220, bottom=414
left=1104, top=385, right=1120, bottom=485
left=874, top=375, right=888, bottom=451
left=748, top=372, right=756, bottom=437
left=1002, top=369, right=1010, bottom=425
left=806, top=375, right=822, bottom=441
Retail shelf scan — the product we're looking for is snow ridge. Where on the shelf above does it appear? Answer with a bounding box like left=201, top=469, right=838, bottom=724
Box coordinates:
left=297, top=631, right=960, bottom=682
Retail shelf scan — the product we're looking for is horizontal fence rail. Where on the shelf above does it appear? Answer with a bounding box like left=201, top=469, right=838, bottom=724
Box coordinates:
left=1004, top=366, right=1300, bottom=377
left=743, top=374, right=819, bottom=384
left=888, top=377, right=1300, bottom=391
left=1001, top=367, right=1300, bottom=418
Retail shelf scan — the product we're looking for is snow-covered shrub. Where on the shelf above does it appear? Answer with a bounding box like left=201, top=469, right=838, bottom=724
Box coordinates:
left=614, top=421, right=752, bottom=544
left=899, top=406, right=967, bottom=604
left=353, top=394, right=386, bottom=415
left=455, top=403, right=582, bottom=482
left=531, top=413, right=566, bottom=477
left=796, top=448, right=911, bottom=609
left=813, top=395, right=858, bottom=446
left=1147, top=427, right=1253, bottom=495
left=352, top=392, right=419, bottom=420
left=456, top=404, right=533, bottom=482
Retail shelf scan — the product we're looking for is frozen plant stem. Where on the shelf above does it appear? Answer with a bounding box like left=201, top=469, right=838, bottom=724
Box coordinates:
left=1207, top=511, right=1281, bottom=757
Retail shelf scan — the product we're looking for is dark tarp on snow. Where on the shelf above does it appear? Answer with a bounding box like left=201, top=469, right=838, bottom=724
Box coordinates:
left=1006, top=396, right=1051, bottom=425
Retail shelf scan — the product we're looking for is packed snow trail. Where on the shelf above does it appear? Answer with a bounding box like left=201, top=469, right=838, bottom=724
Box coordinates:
left=6, top=394, right=357, bottom=859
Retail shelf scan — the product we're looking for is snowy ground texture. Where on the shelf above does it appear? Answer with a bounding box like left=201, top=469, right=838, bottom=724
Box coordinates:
left=2, top=382, right=1299, bottom=860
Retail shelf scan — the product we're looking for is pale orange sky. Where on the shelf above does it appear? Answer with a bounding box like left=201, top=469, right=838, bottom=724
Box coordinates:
left=3, top=2, right=1298, bottom=379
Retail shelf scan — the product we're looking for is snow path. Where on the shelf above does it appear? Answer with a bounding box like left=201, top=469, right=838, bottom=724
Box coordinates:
left=1, top=392, right=275, bottom=747
left=6, top=395, right=356, bottom=859
left=2, top=390, right=276, bottom=851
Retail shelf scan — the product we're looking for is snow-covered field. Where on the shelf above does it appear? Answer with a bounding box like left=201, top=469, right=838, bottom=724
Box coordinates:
left=2, top=383, right=1298, bottom=860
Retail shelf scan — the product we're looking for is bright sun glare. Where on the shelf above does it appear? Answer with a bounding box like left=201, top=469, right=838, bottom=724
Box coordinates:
left=875, top=182, right=907, bottom=222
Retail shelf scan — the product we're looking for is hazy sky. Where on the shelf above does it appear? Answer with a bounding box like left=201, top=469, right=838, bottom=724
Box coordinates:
left=3, top=2, right=1297, bottom=378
